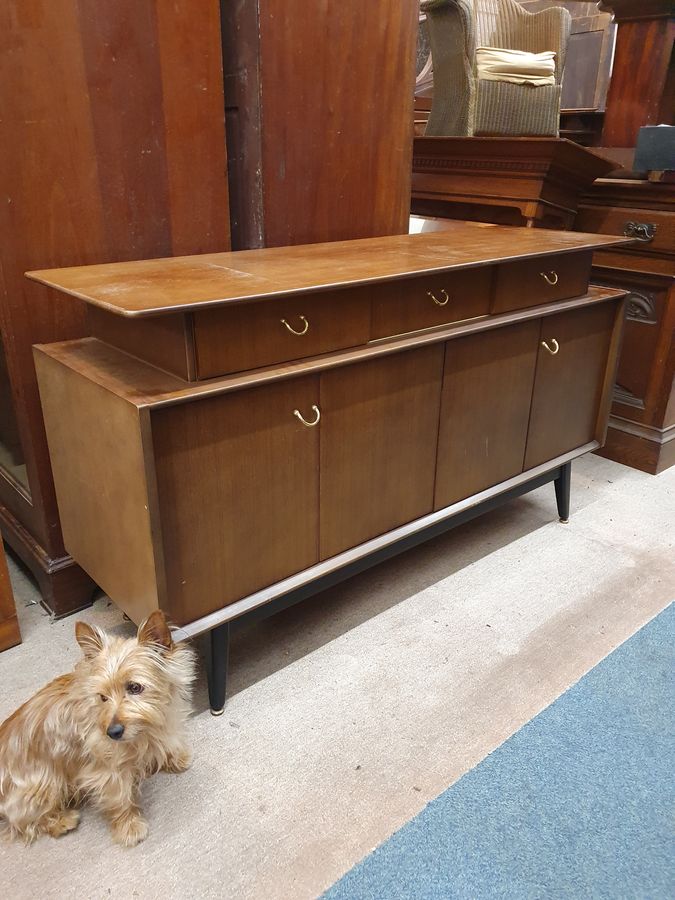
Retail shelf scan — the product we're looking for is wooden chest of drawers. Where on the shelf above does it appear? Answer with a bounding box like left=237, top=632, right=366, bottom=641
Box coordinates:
left=30, top=222, right=627, bottom=711
left=576, top=178, right=675, bottom=474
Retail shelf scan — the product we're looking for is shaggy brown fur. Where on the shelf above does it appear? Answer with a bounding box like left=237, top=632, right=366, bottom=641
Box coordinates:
left=0, top=610, right=195, bottom=846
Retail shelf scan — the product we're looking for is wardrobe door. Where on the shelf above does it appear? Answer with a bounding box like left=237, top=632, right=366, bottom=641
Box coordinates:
left=435, top=321, right=540, bottom=509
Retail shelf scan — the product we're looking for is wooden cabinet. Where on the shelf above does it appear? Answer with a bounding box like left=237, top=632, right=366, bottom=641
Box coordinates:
left=31, top=224, right=627, bottom=708
left=525, top=302, right=618, bottom=469
left=319, top=348, right=444, bottom=559
left=435, top=321, right=540, bottom=508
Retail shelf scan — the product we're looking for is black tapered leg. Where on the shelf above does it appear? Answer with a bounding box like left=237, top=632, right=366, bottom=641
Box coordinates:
left=554, top=462, right=572, bottom=523
left=207, top=622, right=230, bottom=716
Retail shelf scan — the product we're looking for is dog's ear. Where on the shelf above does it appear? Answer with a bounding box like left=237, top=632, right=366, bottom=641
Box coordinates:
left=75, top=621, right=105, bottom=659
left=137, top=610, right=173, bottom=650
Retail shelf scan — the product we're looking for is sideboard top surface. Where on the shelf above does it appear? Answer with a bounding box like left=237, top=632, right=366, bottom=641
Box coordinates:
left=27, top=221, right=630, bottom=318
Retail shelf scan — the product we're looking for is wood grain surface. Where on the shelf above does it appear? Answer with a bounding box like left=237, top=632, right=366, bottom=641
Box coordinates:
left=319, top=347, right=444, bottom=559
left=435, top=321, right=540, bottom=508
left=28, top=224, right=630, bottom=317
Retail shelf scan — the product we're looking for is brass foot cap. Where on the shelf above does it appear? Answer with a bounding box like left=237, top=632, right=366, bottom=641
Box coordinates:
left=210, top=707, right=225, bottom=717
left=559, top=517, right=569, bottom=524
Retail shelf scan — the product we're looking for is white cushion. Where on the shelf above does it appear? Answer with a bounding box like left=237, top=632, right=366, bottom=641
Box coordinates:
left=476, top=47, right=556, bottom=86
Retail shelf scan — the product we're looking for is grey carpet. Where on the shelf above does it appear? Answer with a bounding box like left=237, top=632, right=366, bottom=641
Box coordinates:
left=0, top=454, right=673, bottom=899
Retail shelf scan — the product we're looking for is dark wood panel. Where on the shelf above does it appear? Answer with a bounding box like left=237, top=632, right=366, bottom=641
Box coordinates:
left=525, top=302, right=617, bottom=468
left=493, top=251, right=593, bottom=314
left=435, top=322, right=540, bottom=508
left=371, top=268, right=493, bottom=339
left=152, top=377, right=320, bottom=625
left=319, top=347, right=443, bottom=559
left=194, top=287, right=371, bottom=379
left=601, top=17, right=675, bottom=146
left=223, top=0, right=419, bottom=248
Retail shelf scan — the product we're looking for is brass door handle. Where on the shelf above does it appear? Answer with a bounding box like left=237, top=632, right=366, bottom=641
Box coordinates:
left=540, top=271, right=559, bottom=286
left=541, top=338, right=560, bottom=355
left=427, top=289, right=449, bottom=306
left=281, top=315, right=309, bottom=335
left=293, top=405, right=321, bottom=427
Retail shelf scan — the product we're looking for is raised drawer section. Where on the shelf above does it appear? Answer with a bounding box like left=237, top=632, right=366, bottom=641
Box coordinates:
left=576, top=205, right=674, bottom=257
left=370, top=268, right=492, bottom=340
left=492, top=250, right=593, bottom=314
left=193, top=286, right=371, bottom=379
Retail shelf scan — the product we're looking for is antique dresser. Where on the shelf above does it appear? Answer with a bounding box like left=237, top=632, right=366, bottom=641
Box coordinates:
left=30, top=222, right=627, bottom=711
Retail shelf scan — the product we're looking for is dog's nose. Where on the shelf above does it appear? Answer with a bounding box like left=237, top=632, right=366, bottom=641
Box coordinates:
left=106, top=722, right=125, bottom=740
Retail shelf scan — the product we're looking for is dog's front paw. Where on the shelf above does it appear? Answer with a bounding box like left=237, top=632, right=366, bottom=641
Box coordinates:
left=111, top=813, right=149, bottom=848
left=162, top=747, right=192, bottom=774
left=45, top=808, right=81, bottom=837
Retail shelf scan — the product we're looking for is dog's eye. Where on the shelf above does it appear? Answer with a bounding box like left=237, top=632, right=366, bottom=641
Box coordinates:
left=99, top=694, right=108, bottom=703
left=126, top=682, right=144, bottom=695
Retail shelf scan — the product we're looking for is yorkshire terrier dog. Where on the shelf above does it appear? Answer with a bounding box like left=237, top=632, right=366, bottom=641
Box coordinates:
left=0, top=610, right=194, bottom=847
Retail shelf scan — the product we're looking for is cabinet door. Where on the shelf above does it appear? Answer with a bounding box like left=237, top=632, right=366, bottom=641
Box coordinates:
left=434, top=321, right=540, bottom=509
left=319, top=346, right=444, bottom=559
left=524, top=302, right=617, bottom=469
left=151, top=376, right=319, bottom=625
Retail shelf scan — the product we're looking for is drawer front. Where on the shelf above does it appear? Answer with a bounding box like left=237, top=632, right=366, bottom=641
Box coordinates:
left=576, top=205, right=674, bottom=257
left=370, top=267, right=492, bottom=339
left=194, top=286, right=371, bottom=378
left=493, top=251, right=593, bottom=314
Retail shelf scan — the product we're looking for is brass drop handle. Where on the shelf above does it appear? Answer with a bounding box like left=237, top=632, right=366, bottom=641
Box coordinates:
left=281, top=315, right=309, bottom=336
left=293, top=405, right=321, bottom=427
left=540, top=271, right=559, bottom=286
left=541, top=338, right=560, bottom=356
left=427, top=289, right=450, bottom=306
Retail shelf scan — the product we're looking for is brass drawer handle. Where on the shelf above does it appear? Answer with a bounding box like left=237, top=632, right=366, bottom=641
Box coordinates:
left=427, top=289, right=449, bottom=306
left=281, top=315, right=309, bottom=336
left=541, top=338, right=560, bottom=356
left=293, top=405, right=321, bottom=427
left=540, top=271, right=559, bottom=286
left=623, top=221, right=656, bottom=242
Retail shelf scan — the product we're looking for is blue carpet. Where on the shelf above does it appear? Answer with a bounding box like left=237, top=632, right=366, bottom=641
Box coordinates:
left=325, top=603, right=675, bottom=900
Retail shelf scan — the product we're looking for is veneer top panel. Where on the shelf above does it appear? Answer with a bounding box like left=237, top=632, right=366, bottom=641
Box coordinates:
left=27, top=221, right=629, bottom=318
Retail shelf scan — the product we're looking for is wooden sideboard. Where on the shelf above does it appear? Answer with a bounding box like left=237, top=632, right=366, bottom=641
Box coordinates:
left=30, top=223, right=627, bottom=712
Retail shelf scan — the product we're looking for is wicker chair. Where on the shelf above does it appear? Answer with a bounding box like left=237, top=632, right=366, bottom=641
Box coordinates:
left=422, top=0, right=571, bottom=137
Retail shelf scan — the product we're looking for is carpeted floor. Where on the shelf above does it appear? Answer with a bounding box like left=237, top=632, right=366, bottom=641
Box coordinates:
left=0, top=454, right=673, bottom=899
left=325, top=602, right=675, bottom=900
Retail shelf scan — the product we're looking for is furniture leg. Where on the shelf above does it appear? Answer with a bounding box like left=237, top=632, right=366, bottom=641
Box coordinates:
left=554, top=461, right=572, bottom=523
left=207, top=622, right=230, bottom=716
